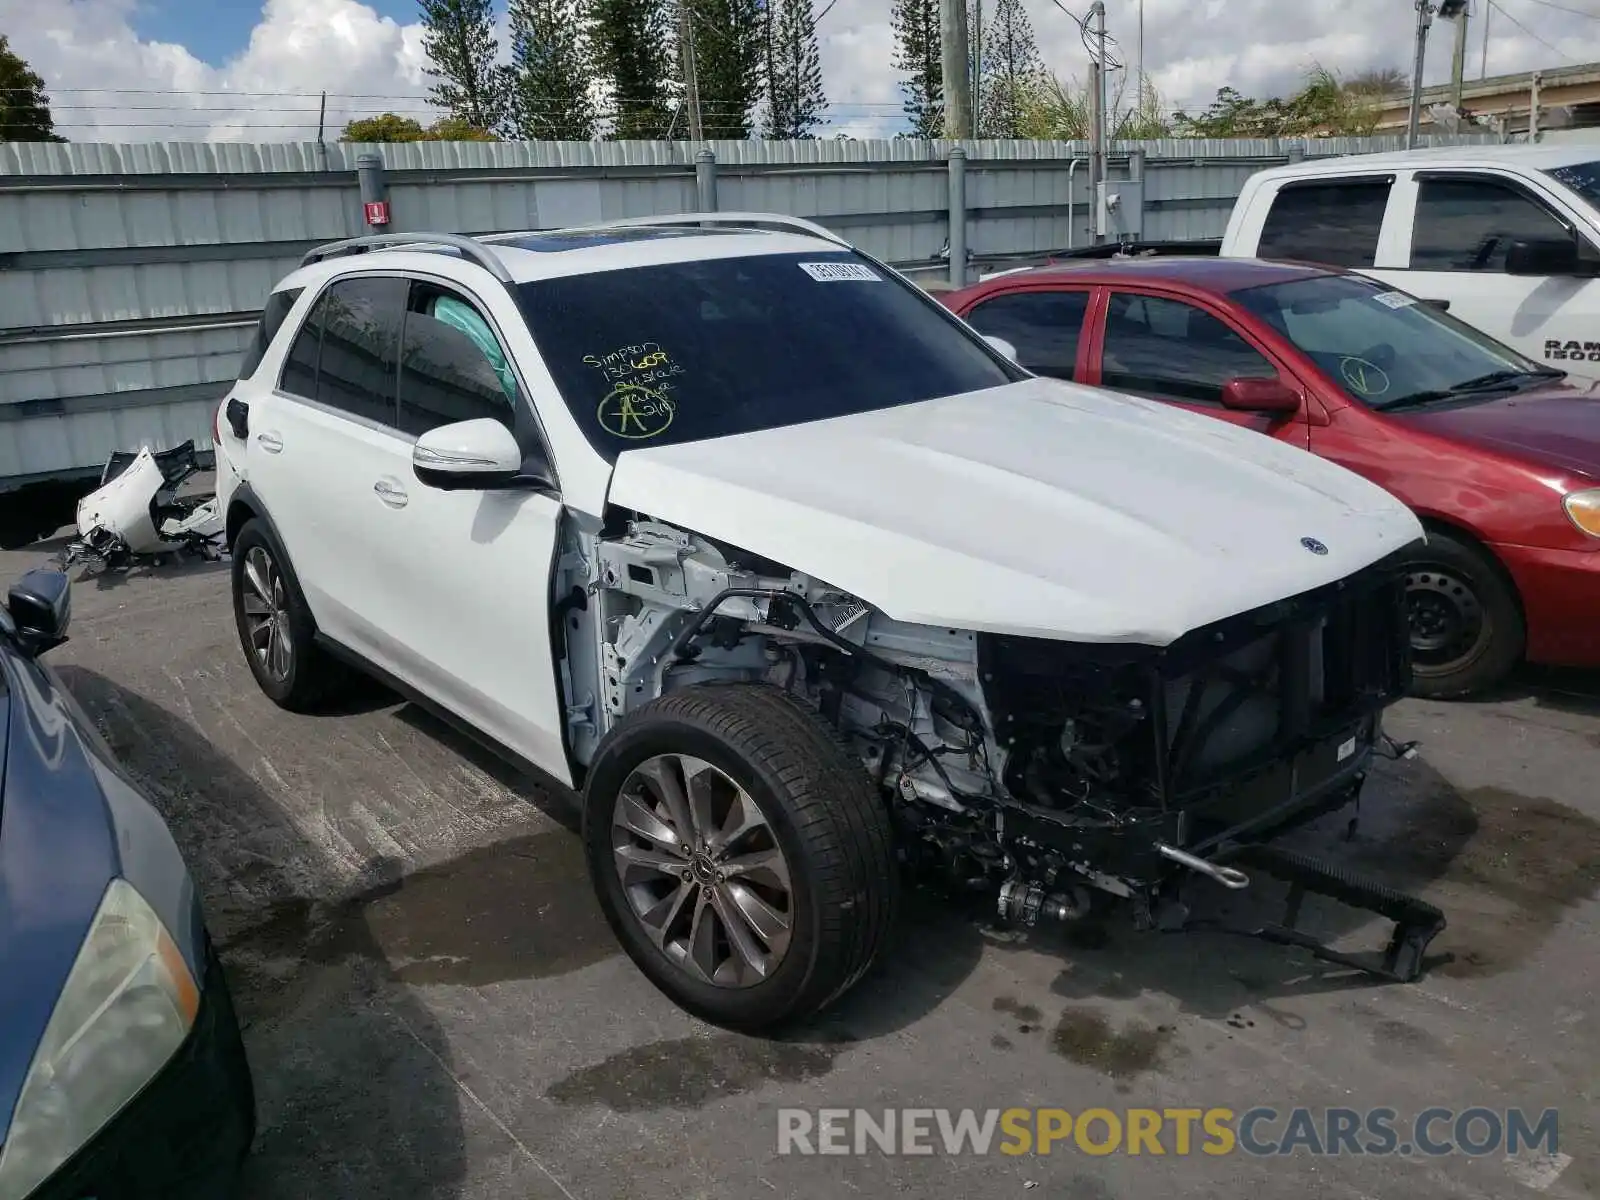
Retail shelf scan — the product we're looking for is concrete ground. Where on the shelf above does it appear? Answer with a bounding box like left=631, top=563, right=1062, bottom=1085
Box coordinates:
left=6, top=532, right=1597, bottom=1200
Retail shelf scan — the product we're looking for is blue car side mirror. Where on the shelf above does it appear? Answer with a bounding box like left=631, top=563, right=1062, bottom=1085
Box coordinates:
left=8, top=568, right=71, bottom=657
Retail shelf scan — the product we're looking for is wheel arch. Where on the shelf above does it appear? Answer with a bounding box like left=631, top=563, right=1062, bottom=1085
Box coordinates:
left=1413, top=510, right=1527, bottom=623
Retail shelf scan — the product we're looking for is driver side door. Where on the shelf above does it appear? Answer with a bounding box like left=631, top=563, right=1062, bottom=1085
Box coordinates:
left=1088, top=290, right=1311, bottom=447
left=378, top=277, right=570, bottom=779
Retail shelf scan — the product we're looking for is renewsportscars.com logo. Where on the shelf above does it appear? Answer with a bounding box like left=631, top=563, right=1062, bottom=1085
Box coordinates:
left=775, top=1106, right=1561, bottom=1158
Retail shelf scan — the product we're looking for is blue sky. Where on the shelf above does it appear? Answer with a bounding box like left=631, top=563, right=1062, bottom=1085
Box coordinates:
left=129, top=0, right=413, bottom=64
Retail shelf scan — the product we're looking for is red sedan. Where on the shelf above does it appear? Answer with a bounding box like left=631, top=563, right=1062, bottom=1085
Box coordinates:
left=942, top=257, right=1600, bottom=697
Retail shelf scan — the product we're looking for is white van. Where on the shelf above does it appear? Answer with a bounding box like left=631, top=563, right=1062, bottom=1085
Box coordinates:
left=1220, top=144, right=1600, bottom=381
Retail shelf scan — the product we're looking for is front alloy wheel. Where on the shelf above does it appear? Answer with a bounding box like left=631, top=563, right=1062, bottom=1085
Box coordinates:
left=612, top=754, right=794, bottom=987
left=583, top=684, right=898, bottom=1031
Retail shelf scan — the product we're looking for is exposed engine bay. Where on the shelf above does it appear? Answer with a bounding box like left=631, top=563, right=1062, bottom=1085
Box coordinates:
left=556, top=514, right=1444, bottom=982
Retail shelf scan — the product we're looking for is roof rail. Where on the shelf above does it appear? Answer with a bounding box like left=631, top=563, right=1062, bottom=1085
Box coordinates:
left=555, top=212, right=853, bottom=249
left=299, top=232, right=514, bottom=283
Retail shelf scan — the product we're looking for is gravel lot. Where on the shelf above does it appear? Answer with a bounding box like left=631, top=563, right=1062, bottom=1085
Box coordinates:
left=8, top=531, right=1597, bottom=1200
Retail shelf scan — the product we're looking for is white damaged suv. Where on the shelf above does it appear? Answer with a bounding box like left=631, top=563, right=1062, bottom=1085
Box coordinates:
left=214, top=215, right=1441, bottom=1031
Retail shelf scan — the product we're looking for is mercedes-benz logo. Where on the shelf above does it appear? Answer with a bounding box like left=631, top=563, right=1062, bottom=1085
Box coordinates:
left=1301, top=536, right=1329, bottom=556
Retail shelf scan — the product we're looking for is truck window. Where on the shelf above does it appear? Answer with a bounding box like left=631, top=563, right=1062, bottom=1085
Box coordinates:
left=1257, top=179, right=1392, bottom=268
left=1411, top=176, right=1576, bottom=272
left=963, top=290, right=1090, bottom=380
left=1100, top=292, right=1277, bottom=405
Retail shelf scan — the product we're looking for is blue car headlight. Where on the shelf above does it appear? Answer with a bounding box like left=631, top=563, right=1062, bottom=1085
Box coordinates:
left=0, top=879, right=199, bottom=1200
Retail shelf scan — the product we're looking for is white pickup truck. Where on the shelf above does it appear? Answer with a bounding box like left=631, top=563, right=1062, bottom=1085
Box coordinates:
left=1218, top=143, right=1600, bottom=380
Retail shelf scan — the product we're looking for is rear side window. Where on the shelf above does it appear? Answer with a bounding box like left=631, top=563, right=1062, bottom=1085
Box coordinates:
left=279, top=276, right=408, bottom=428
left=237, top=288, right=302, bottom=380
left=1258, top=178, right=1392, bottom=268
left=1411, top=176, right=1577, bottom=271
left=963, top=290, right=1090, bottom=380
left=397, top=285, right=518, bottom=437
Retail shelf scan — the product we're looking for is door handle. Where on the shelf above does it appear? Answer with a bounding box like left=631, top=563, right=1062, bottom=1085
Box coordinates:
left=256, top=431, right=283, bottom=454
left=373, top=479, right=409, bottom=509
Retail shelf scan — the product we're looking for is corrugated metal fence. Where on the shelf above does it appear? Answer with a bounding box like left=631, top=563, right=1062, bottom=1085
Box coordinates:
left=0, top=133, right=1493, bottom=489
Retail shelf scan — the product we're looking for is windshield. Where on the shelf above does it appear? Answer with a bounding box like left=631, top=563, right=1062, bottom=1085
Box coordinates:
left=516, top=251, right=1021, bottom=459
left=1232, top=273, right=1556, bottom=410
left=1546, top=159, right=1600, bottom=208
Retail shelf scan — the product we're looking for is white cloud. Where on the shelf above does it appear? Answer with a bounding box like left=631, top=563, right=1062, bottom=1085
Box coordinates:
left=3, top=0, right=1597, bottom=142
left=1, top=0, right=434, bottom=141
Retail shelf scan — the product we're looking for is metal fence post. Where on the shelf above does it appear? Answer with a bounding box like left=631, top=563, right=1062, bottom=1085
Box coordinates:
left=695, top=148, right=719, bottom=212
left=356, top=153, right=389, bottom=228
left=948, top=146, right=968, bottom=288
left=1286, top=143, right=1305, bottom=164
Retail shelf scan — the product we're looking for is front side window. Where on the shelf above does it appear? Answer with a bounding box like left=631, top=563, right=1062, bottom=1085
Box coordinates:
left=1233, top=272, right=1554, bottom=410
left=1411, top=176, right=1576, bottom=272
left=516, top=251, right=1021, bottom=460
left=279, top=276, right=407, bottom=428
left=397, top=285, right=518, bottom=438
left=963, top=289, right=1090, bottom=380
left=1099, top=292, right=1277, bottom=405
left=1258, top=178, right=1392, bottom=268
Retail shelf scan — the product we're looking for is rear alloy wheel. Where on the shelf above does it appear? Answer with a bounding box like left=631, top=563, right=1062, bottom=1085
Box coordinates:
left=1404, top=530, right=1524, bottom=699
left=583, top=683, right=897, bottom=1031
left=230, top=518, right=346, bottom=711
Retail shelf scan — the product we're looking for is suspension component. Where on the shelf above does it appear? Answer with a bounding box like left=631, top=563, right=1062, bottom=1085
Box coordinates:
left=998, top=880, right=1090, bottom=926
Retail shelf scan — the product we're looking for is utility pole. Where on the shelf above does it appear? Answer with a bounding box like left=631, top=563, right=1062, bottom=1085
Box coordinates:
left=1450, top=4, right=1469, bottom=109
left=678, top=0, right=704, bottom=141
left=941, top=0, right=973, bottom=138
left=1091, top=0, right=1108, bottom=210
left=1136, top=0, right=1145, bottom=111
left=1480, top=0, right=1491, bottom=79
left=1406, top=0, right=1436, bottom=150
left=972, top=0, right=983, bottom=135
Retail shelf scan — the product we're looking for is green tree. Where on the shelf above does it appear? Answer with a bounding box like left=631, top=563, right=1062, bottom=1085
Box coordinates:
left=763, top=0, right=825, bottom=139
left=1172, top=66, right=1381, bottom=138
left=590, top=0, right=676, bottom=138
left=0, top=35, right=64, bottom=142
left=417, top=0, right=508, bottom=131
left=690, top=0, right=763, bottom=139
left=507, top=0, right=597, bottom=139
left=341, top=112, right=429, bottom=141
left=426, top=116, right=502, bottom=139
left=976, top=0, right=1042, bottom=138
left=890, top=0, right=942, bottom=138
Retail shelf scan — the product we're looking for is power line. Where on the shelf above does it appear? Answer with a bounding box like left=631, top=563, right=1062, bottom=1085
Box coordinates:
left=1506, top=0, right=1600, bottom=20
left=1485, top=0, right=1580, bottom=59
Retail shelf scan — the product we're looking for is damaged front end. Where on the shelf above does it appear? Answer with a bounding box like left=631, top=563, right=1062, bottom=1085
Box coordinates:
left=932, top=545, right=1444, bottom=981
left=569, top=517, right=1445, bottom=986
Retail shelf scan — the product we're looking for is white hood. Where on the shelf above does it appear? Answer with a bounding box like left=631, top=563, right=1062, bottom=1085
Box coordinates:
left=606, top=378, right=1424, bottom=645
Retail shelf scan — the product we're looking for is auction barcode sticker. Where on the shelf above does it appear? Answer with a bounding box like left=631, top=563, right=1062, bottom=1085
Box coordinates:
left=799, top=261, right=881, bottom=282
left=1371, top=291, right=1417, bottom=309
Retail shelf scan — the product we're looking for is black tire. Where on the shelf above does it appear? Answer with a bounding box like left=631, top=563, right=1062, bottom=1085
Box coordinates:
left=229, top=518, right=346, bottom=711
left=1405, top=529, right=1524, bottom=699
left=583, top=682, right=898, bottom=1032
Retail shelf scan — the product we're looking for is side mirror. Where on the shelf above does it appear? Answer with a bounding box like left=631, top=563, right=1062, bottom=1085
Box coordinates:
left=413, top=418, right=553, bottom=492
left=1220, top=376, right=1302, bottom=415
left=983, top=334, right=1020, bottom=362
left=8, top=568, right=71, bottom=657
left=1505, top=237, right=1580, bottom=276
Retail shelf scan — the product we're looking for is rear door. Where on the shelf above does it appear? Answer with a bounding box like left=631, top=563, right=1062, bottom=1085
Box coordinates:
left=1366, top=170, right=1600, bottom=383
left=958, top=287, right=1094, bottom=380
left=1089, top=289, right=1311, bottom=446
left=246, top=273, right=416, bottom=671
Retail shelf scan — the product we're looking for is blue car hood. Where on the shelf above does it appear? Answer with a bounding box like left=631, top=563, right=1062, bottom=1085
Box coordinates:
left=0, top=655, right=127, bottom=1147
